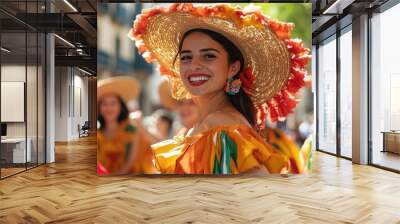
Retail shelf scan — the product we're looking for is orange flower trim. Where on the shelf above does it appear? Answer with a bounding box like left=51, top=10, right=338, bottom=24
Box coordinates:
left=257, top=37, right=311, bottom=128
left=128, top=3, right=311, bottom=128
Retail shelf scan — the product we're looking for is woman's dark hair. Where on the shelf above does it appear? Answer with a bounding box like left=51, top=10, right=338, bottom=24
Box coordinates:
left=159, top=114, right=174, bottom=134
left=97, top=94, right=129, bottom=130
left=153, top=109, right=174, bottom=134
left=174, top=28, right=255, bottom=126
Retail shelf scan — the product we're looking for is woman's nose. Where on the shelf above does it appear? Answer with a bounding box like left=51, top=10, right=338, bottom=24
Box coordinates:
left=190, top=56, right=203, bottom=70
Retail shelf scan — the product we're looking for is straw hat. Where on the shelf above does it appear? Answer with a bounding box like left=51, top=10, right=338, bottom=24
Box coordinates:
left=158, top=79, right=178, bottom=110
left=97, top=76, right=141, bottom=103
left=129, top=3, right=310, bottom=128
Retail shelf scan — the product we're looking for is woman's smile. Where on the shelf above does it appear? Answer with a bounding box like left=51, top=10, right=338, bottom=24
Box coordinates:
left=187, top=73, right=211, bottom=87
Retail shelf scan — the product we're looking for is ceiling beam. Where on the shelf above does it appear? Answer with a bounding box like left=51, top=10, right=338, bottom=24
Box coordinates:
left=322, top=0, right=356, bottom=15
left=55, top=55, right=96, bottom=71
left=67, top=13, right=97, bottom=40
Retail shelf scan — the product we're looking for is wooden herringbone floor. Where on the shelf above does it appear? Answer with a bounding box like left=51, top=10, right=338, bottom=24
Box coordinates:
left=1, top=136, right=400, bottom=224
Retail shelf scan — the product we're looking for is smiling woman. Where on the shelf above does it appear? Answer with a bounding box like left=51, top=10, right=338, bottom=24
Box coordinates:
left=129, top=3, right=312, bottom=175
left=176, top=28, right=254, bottom=128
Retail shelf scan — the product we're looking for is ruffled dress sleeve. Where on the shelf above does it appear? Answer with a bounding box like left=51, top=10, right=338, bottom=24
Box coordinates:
left=259, top=128, right=313, bottom=174
left=151, top=125, right=289, bottom=174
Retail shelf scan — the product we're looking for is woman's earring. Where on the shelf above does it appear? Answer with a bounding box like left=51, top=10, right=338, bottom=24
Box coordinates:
left=225, top=77, right=242, bottom=95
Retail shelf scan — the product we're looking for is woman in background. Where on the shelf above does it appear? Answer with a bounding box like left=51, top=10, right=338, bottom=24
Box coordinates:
left=97, top=76, right=157, bottom=174
left=158, top=79, right=199, bottom=136
left=175, top=99, right=199, bottom=136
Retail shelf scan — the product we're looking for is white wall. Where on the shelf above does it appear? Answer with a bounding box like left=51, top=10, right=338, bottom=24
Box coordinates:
left=1, top=65, right=26, bottom=143
left=1, top=65, right=34, bottom=138
left=55, top=66, right=69, bottom=141
left=54, top=67, right=89, bottom=141
left=1, top=63, right=46, bottom=163
left=72, top=73, right=89, bottom=138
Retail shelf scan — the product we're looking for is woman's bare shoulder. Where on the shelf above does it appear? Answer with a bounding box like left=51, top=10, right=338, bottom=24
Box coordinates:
left=188, top=109, right=251, bottom=136
left=202, top=109, right=251, bottom=129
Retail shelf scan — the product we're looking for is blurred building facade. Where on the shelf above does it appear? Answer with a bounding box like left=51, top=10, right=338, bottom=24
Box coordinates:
left=97, top=3, right=155, bottom=115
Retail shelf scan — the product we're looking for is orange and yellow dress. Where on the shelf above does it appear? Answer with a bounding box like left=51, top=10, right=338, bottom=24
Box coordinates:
left=151, top=124, right=312, bottom=174
left=259, top=127, right=312, bottom=174
left=97, top=119, right=157, bottom=174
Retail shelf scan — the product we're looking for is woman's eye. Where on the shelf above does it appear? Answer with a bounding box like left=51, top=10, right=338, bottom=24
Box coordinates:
left=204, top=54, right=216, bottom=59
left=180, top=55, right=192, bottom=61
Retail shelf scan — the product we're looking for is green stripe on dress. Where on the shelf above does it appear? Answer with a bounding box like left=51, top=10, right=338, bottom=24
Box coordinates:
left=213, top=131, right=238, bottom=174
left=124, top=124, right=136, bottom=133
left=125, top=142, right=132, bottom=162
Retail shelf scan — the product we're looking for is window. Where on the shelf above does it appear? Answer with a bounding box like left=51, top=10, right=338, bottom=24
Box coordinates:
left=370, top=3, right=400, bottom=171
left=317, top=35, right=337, bottom=154
left=0, top=1, right=46, bottom=179
left=339, top=27, right=352, bottom=158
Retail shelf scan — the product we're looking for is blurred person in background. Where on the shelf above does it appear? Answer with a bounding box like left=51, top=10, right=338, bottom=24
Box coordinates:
left=158, top=79, right=200, bottom=136
left=97, top=76, right=158, bottom=175
left=298, top=113, right=314, bottom=145
left=151, top=109, right=174, bottom=140
left=175, top=99, right=199, bottom=136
